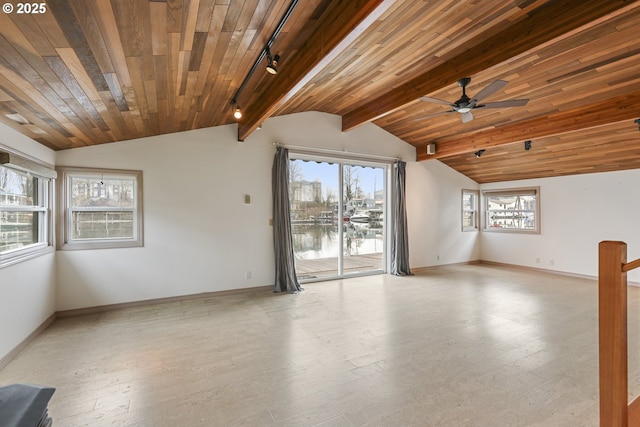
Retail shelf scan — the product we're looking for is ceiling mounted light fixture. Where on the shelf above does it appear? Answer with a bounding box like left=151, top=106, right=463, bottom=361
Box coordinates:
left=474, top=149, right=485, bottom=158
left=266, top=48, right=280, bottom=75
left=635, top=118, right=640, bottom=131
left=231, top=100, right=242, bottom=120
left=524, top=140, right=532, bottom=150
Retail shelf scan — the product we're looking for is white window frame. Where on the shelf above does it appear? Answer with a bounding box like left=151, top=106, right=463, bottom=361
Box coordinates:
left=0, top=153, right=55, bottom=268
left=462, top=189, right=479, bottom=231
left=58, top=167, right=143, bottom=250
left=482, top=187, right=540, bottom=234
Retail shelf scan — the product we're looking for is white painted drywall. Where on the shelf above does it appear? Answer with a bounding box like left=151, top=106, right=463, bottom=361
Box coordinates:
left=0, top=123, right=57, bottom=362
left=407, top=160, right=481, bottom=268
left=55, top=112, right=417, bottom=310
left=480, top=169, right=640, bottom=282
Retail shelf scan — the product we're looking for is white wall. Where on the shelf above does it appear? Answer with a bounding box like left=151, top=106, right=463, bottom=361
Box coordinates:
left=0, top=123, right=57, bottom=362
left=407, top=160, right=481, bottom=268
left=55, top=112, right=417, bottom=310
left=480, top=169, right=640, bottom=282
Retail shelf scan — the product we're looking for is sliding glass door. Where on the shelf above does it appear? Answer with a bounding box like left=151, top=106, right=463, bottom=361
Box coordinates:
left=342, top=164, right=385, bottom=275
left=289, top=156, right=387, bottom=281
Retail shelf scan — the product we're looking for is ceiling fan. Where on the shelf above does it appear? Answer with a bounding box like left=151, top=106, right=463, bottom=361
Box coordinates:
left=419, top=77, right=529, bottom=123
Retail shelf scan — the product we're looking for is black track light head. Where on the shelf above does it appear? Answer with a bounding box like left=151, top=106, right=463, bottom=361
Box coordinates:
left=524, top=140, right=532, bottom=151
left=266, top=48, right=279, bottom=75
left=474, top=149, right=485, bottom=158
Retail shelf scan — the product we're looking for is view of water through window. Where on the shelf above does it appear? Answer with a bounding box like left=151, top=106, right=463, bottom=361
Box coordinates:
left=289, top=157, right=386, bottom=280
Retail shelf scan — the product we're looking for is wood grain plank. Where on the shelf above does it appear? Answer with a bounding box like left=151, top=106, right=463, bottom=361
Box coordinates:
left=7, top=13, right=57, bottom=56
left=56, top=48, right=102, bottom=101
left=188, top=32, right=208, bottom=71
left=0, top=38, right=76, bottom=121
left=125, top=56, right=149, bottom=123
left=103, top=73, right=130, bottom=112
left=194, top=0, right=216, bottom=32
left=47, top=0, right=109, bottom=91
left=150, top=2, right=168, bottom=56
left=108, top=0, right=138, bottom=57
left=44, top=56, right=110, bottom=131
left=131, top=0, right=156, bottom=81
left=144, top=79, right=158, bottom=115
left=166, top=0, right=183, bottom=33
left=68, top=0, right=115, bottom=74
left=180, top=0, right=201, bottom=51
left=153, top=55, right=168, bottom=101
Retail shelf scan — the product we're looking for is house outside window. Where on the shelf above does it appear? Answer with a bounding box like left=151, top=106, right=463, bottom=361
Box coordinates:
left=58, top=167, right=143, bottom=250
left=462, top=189, right=479, bottom=231
left=483, top=187, right=540, bottom=233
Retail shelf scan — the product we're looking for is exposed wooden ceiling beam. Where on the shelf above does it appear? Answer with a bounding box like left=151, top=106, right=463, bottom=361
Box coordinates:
left=417, top=91, right=640, bottom=161
left=237, top=0, right=398, bottom=142
left=341, top=0, right=635, bottom=132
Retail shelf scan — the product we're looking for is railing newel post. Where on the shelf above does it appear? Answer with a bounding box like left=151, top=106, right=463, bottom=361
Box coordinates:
left=599, top=240, right=628, bottom=427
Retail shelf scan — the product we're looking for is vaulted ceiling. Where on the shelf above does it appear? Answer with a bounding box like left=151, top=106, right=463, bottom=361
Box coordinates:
left=1, top=0, right=639, bottom=183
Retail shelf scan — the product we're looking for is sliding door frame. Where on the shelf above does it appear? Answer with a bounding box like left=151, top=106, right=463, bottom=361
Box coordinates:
left=289, top=150, right=392, bottom=282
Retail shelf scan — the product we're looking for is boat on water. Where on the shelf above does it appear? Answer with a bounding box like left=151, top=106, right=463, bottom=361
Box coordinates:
left=349, top=211, right=370, bottom=223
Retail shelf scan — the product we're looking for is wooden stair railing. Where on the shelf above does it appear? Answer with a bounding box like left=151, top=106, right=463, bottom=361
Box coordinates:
left=599, top=241, right=640, bottom=427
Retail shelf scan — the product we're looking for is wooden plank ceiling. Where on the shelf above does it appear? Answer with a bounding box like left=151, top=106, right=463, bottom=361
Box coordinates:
left=1, top=0, right=640, bottom=183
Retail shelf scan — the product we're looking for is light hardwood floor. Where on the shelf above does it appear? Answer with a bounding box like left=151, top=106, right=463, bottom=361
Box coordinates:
left=3, top=264, right=640, bottom=426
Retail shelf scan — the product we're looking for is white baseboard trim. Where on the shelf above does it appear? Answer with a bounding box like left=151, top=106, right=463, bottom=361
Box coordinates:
left=55, top=285, right=274, bottom=318
left=478, top=260, right=640, bottom=287
left=411, top=259, right=640, bottom=287
left=410, top=260, right=481, bottom=274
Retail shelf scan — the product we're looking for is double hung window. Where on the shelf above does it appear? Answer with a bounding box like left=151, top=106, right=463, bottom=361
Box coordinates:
left=483, top=187, right=539, bottom=233
left=462, top=189, right=479, bottom=231
left=0, top=152, right=54, bottom=267
left=58, top=167, right=143, bottom=250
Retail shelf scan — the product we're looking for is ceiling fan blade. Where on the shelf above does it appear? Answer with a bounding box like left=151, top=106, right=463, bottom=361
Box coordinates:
left=419, top=96, right=455, bottom=107
left=460, top=111, right=474, bottom=123
left=472, top=80, right=508, bottom=103
left=480, top=99, right=529, bottom=108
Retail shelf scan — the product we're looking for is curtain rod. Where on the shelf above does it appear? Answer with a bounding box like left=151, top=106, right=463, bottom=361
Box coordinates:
left=274, top=143, right=400, bottom=163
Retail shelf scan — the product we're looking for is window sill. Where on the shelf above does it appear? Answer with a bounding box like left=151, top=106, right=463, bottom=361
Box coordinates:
left=58, top=239, right=143, bottom=251
left=0, top=246, right=54, bottom=269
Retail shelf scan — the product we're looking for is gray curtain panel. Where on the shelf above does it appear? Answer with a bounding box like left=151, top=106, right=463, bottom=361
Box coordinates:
left=272, top=147, right=303, bottom=293
left=391, top=160, right=412, bottom=276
